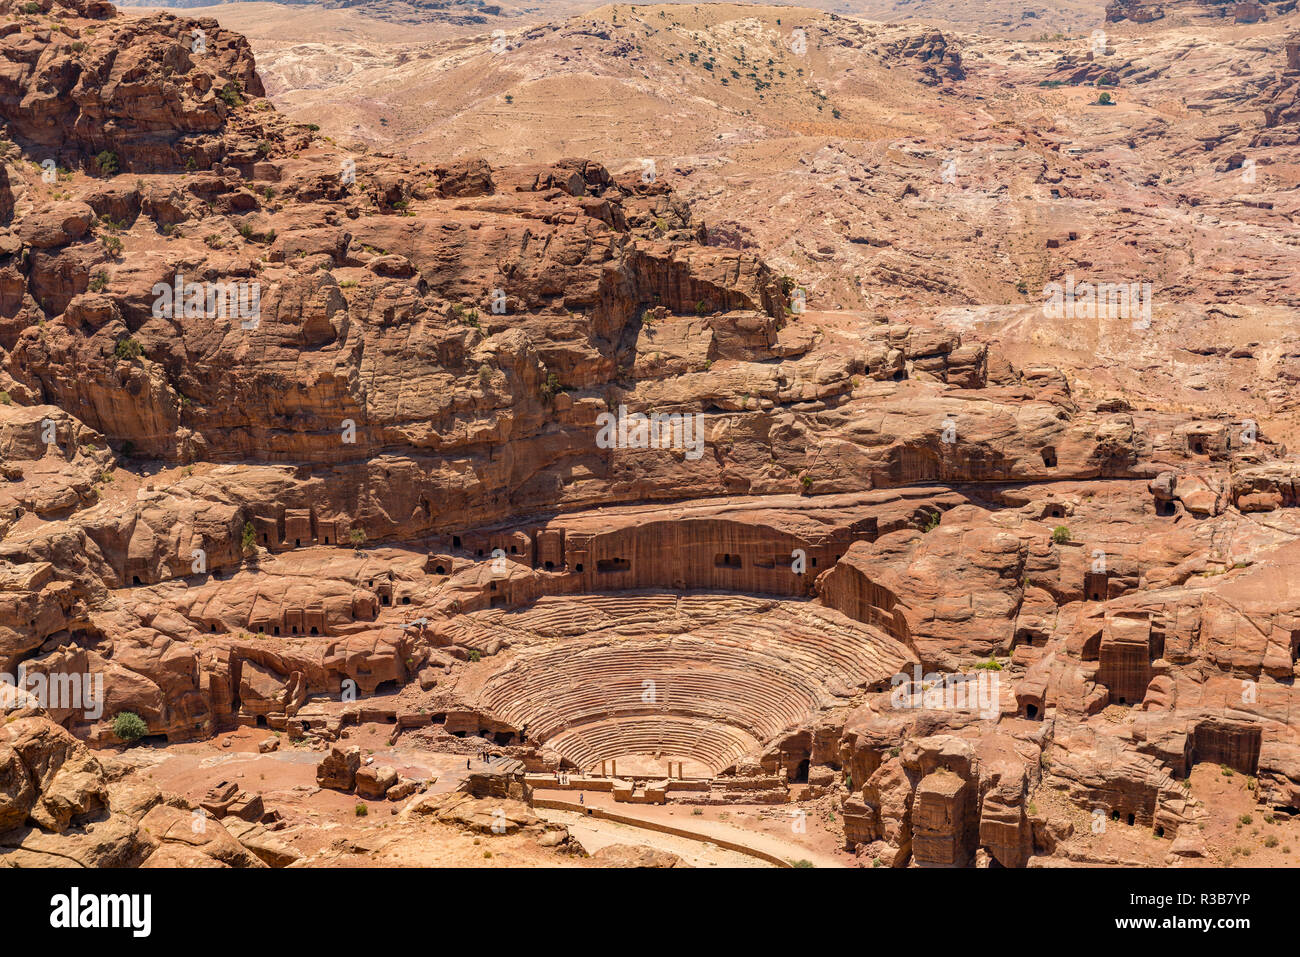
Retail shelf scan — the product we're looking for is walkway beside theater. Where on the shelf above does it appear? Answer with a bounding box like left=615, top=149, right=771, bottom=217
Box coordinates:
left=533, top=788, right=849, bottom=868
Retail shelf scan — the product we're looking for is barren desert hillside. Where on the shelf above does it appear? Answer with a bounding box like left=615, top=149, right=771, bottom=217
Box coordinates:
left=0, top=0, right=1298, bottom=881
left=212, top=2, right=1300, bottom=434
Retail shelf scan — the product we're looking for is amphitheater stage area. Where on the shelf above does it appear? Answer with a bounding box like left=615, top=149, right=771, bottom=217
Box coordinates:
left=449, top=591, right=916, bottom=778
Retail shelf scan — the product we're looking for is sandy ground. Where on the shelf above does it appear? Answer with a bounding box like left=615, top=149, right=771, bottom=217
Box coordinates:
left=541, top=807, right=773, bottom=866
left=535, top=788, right=851, bottom=867
left=104, top=685, right=1300, bottom=868
left=117, top=724, right=852, bottom=867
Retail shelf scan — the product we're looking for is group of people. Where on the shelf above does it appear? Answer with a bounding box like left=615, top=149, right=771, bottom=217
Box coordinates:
left=464, top=749, right=494, bottom=770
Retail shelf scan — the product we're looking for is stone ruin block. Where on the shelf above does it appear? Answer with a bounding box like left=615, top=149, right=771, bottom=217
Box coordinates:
left=489, top=531, right=533, bottom=566
left=534, top=529, right=565, bottom=571
left=200, top=780, right=240, bottom=817
left=317, top=518, right=343, bottom=546
left=1016, top=671, right=1048, bottom=720
left=1084, top=570, right=1110, bottom=602
left=911, top=770, right=972, bottom=867
left=978, top=764, right=1030, bottom=867
left=356, top=765, right=398, bottom=799
left=227, top=791, right=265, bottom=822
left=302, top=606, right=327, bottom=636
left=840, top=794, right=877, bottom=850
left=563, top=532, right=594, bottom=576
left=316, top=745, right=361, bottom=791
left=426, top=553, right=455, bottom=576
left=1176, top=422, right=1227, bottom=459
left=284, top=509, right=313, bottom=548
left=198, top=783, right=268, bottom=824
left=1188, top=718, right=1262, bottom=776
left=465, top=760, right=531, bottom=802
left=1098, top=615, right=1153, bottom=707
left=352, top=592, right=378, bottom=620
left=250, top=515, right=278, bottom=549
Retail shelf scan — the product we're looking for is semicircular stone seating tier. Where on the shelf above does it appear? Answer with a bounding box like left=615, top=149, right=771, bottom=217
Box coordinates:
left=472, top=592, right=914, bottom=777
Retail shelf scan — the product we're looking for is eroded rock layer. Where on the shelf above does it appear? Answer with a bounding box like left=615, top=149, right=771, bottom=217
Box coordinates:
left=1, top=0, right=1300, bottom=868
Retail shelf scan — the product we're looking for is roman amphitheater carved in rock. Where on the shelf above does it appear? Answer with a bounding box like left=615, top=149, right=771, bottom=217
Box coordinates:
left=1, top=0, right=1299, bottom=871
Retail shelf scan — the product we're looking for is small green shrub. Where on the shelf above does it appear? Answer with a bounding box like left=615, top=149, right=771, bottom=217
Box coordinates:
left=94, top=150, right=118, bottom=176
left=113, top=337, right=143, bottom=360
left=1051, top=525, right=1071, bottom=544
left=111, top=711, right=148, bottom=743
left=219, top=82, right=244, bottom=108
left=451, top=303, right=480, bottom=327
left=539, top=372, right=563, bottom=401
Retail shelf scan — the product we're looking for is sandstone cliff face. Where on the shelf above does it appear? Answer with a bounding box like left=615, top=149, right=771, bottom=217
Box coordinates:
left=883, top=29, right=965, bottom=85
left=0, top=0, right=264, bottom=172
left=1107, top=0, right=1296, bottom=21
left=0, top=706, right=273, bottom=866
left=2, top=0, right=1300, bottom=870
left=1254, top=34, right=1300, bottom=139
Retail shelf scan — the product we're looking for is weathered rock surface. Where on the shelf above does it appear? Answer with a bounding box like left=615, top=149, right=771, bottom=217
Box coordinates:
left=1, top=0, right=1300, bottom=871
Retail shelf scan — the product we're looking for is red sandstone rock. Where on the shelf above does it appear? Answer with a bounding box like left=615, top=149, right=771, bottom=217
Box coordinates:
left=355, top=764, right=397, bottom=799
left=1, top=0, right=1299, bottom=872
left=316, top=745, right=361, bottom=791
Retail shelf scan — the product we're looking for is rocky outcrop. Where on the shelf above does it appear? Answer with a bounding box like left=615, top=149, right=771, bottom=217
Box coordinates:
left=3, top=0, right=1300, bottom=873
left=0, top=0, right=265, bottom=172
left=1108, top=0, right=1295, bottom=21
left=316, top=745, right=360, bottom=791
left=1255, top=34, right=1300, bottom=140
left=1105, top=0, right=1166, bottom=22
left=0, top=711, right=273, bottom=866
left=884, top=30, right=965, bottom=85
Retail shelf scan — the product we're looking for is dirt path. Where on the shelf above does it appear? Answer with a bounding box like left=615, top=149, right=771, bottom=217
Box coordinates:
left=540, top=808, right=772, bottom=868
left=535, top=791, right=849, bottom=868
